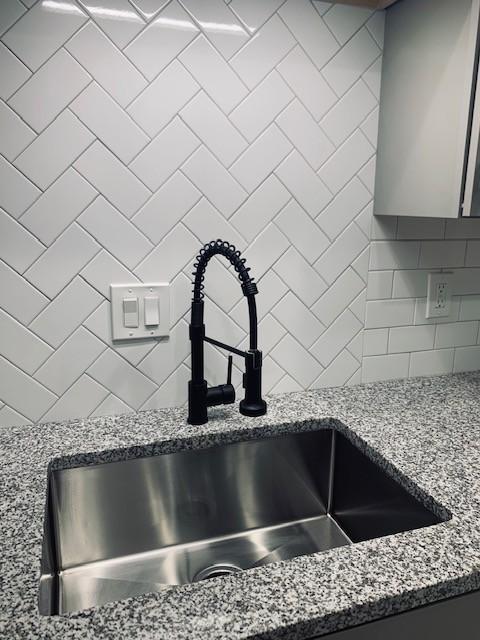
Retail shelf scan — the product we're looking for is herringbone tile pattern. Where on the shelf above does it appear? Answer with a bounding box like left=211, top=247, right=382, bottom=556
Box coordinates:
left=0, top=0, right=383, bottom=425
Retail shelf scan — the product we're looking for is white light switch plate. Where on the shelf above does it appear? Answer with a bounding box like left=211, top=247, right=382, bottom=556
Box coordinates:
left=426, top=272, right=453, bottom=318
left=110, top=283, right=170, bottom=341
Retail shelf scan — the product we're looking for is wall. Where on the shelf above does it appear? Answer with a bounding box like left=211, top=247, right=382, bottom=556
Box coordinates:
left=363, top=216, right=480, bottom=382
left=0, top=0, right=385, bottom=425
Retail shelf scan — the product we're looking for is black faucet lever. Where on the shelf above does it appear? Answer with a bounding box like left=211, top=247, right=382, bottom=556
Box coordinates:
left=187, top=239, right=267, bottom=426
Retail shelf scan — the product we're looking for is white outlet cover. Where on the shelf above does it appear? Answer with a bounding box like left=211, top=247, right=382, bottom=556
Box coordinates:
left=426, top=272, right=453, bottom=319
left=110, top=283, right=170, bottom=341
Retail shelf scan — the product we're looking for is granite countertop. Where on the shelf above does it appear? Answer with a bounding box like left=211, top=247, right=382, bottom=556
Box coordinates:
left=2, top=372, right=480, bottom=639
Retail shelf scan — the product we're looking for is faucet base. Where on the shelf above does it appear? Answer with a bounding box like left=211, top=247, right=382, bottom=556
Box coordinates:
left=239, top=398, right=267, bottom=417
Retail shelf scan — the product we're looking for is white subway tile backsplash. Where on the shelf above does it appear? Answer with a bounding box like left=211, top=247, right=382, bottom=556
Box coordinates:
left=229, top=0, right=285, bottom=33
left=396, top=217, right=445, bottom=240
left=0, top=102, right=35, bottom=161
left=311, top=309, right=362, bottom=367
left=365, top=298, right=415, bottom=329
left=409, top=349, right=455, bottom=378
left=435, top=321, right=479, bottom=349
left=391, top=269, right=429, bottom=299
left=366, top=270, right=393, bottom=300
left=459, top=295, right=480, bottom=321
left=317, top=177, right=371, bottom=240
left=362, top=352, right=410, bottom=383
left=8, top=49, right=91, bottom=133
left=369, top=241, right=420, bottom=270
left=312, top=267, right=365, bottom=327
left=81, top=250, right=140, bottom=299
left=0, top=261, right=48, bottom=325
left=0, top=0, right=25, bottom=37
left=0, top=155, right=41, bottom=218
left=314, top=222, right=368, bottom=285
left=0, top=308, right=52, bottom=375
left=41, top=375, right=108, bottom=422
left=0, top=209, right=44, bottom=273
left=275, top=150, right=331, bottom=217
left=323, top=4, right=372, bottom=46
left=453, top=346, right=480, bottom=373
left=388, top=325, right=435, bottom=354
left=274, top=247, right=327, bottom=307
left=419, top=241, right=466, bottom=269
left=276, top=199, right=330, bottom=263
left=0, top=355, right=56, bottom=421
left=465, top=241, right=480, bottom=267
left=14, top=110, right=94, bottom=190
left=318, top=130, right=374, bottom=195
left=363, top=328, right=388, bottom=356
left=0, top=42, right=31, bottom=101
left=271, top=334, right=322, bottom=388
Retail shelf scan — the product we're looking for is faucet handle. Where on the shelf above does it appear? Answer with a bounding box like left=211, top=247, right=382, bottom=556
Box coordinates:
left=227, top=355, right=233, bottom=385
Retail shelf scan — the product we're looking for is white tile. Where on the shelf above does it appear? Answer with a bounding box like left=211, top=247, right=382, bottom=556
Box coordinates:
left=454, top=269, right=480, bottom=295
left=312, top=349, right=359, bottom=389
left=362, top=353, right=409, bottom=383
left=130, top=117, right=200, bottom=191
left=230, top=15, right=296, bottom=89
left=370, top=241, right=420, bottom=270
left=0, top=355, right=56, bottom=421
left=81, top=250, right=140, bottom=298
left=274, top=247, right=327, bottom=307
left=179, top=0, right=249, bottom=58
left=204, top=299, right=245, bottom=346
left=0, top=405, right=31, bottom=427
left=183, top=198, right=246, bottom=251
left=322, top=27, right=380, bottom=96
left=34, top=327, right=105, bottom=395
left=128, top=60, right=199, bottom=137
left=445, top=219, right=480, bottom=239
left=0, top=208, right=44, bottom=273
left=14, top=110, right=94, bottom=190
left=88, top=349, right=157, bottom=409
left=20, top=168, right=96, bottom=245
left=24, top=223, right=99, bottom=299
left=182, top=146, right=247, bottom=217
left=180, top=35, right=248, bottom=113
left=261, top=355, right=285, bottom=393
left=362, top=55, right=382, bottom=100
left=30, top=277, right=102, bottom=348
left=8, top=49, right=91, bottom=132
left=349, top=287, right=366, bottom=322
left=230, top=175, right=290, bottom=243
left=396, top=217, right=445, bottom=240
left=141, top=364, right=189, bottom=410
left=0, top=42, right=31, bottom=100
left=317, top=177, right=371, bottom=240
left=253, top=270, right=288, bottom=320
left=311, top=309, right=362, bottom=366
left=71, top=83, right=149, bottom=164
left=242, top=223, right=289, bottom=279
left=134, top=224, right=199, bottom=282
left=352, top=245, right=370, bottom=284
left=370, top=215, right=397, bottom=240
left=355, top=201, right=373, bottom=239
left=272, top=291, right=324, bottom=349
left=366, top=270, right=393, bottom=300
left=435, top=321, right=478, bottom=349
left=41, top=375, right=108, bottom=422
left=276, top=100, right=335, bottom=170
left=276, top=151, right=332, bottom=217
left=0, top=155, right=40, bottom=218
left=276, top=199, right=329, bottom=263
left=126, top=1, right=199, bottom=80
left=230, top=124, right=292, bottom=192
left=320, top=79, right=377, bottom=147
left=2, top=0, right=87, bottom=70
left=363, top=328, right=388, bottom=356
left=361, top=107, right=379, bottom=148
left=419, top=241, right=466, bottom=269
left=0, top=308, right=52, bottom=374
left=66, top=22, right=147, bottom=107
left=229, top=71, right=294, bottom=143
left=270, top=373, right=302, bottom=395
left=365, top=298, right=416, bottom=329
left=129, top=0, right=170, bottom=20
left=198, top=255, right=242, bottom=312
left=357, top=155, right=376, bottom=194
left=180, top=91, right=247, bottom=166
left=0, top=0, right=26, bottom=36
left=388, top=325, right=435, bottom=354
left=318, top=130, right=374, bottom=195
left=229, top=0, right=285, bottom=33
left=459, top=295, right=480, bottom=321
left=169, top=271, right=191, bottom=324
left=312, top=267, right=365, bottom=327
left=0, top=260, right=48, bottom=325
left=466, top=241, right=480, bottom=267
left=0, top=101, right=35, bottom=160
left=271, top=334, right=322, bottom=388
left=323, top=3, right=372, bottom=46
left=256, top=314, right=286, bottom=354
left=414, top=296, right=460, bottom=326
left=279, top=0, right=338, bottom=68
left=366, top=10, right=385, bottom=49
left=133, top=172, right=201, bottom=244
left=453, top=346, right=480, bottom=373
left=75, top=141, right=151, bottom=217
left=278, top=46, right=338, bottom=121
left=78, top=197, right=152, bottom=269
left=91, top=393, right=133, bottom=417
left=409, top=349, right=455, bottom=378
left=77, top=0, right=145, bottom=48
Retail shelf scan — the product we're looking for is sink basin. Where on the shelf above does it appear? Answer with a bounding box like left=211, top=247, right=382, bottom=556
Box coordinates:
left=39, top=427, right=446, bottom=615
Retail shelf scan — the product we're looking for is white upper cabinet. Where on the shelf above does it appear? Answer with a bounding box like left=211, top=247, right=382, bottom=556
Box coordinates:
left=374, top=0, right=480, bottom=218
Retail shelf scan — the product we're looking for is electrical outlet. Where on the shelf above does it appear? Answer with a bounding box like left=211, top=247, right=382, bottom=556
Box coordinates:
left=426, top=272, right=453, bottom=319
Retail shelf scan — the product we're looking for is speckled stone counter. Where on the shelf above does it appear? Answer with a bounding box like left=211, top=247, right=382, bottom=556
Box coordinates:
left=2, top=372, right=480, bottom=639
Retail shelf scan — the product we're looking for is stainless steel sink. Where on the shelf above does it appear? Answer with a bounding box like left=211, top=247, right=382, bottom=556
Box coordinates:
left=39, top=428, right=446, bottom=615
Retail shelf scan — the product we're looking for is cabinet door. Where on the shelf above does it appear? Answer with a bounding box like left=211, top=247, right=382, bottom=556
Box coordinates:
left=374, top=0, right=480, bottom=218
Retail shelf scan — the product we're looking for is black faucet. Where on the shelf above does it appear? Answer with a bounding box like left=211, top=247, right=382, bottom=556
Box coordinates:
left=187, top=239, right=267, bottom=426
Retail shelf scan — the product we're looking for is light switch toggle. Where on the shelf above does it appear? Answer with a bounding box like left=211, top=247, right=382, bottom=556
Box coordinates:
left=123, top=297, right=138, bottom=328
left=144, top=296, right=160, bottom=326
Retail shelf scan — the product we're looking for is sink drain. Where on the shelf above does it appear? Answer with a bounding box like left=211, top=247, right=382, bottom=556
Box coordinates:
left=193, top=563, right=242, bottom=582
